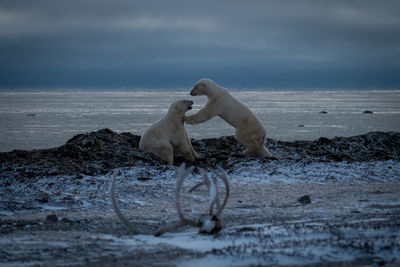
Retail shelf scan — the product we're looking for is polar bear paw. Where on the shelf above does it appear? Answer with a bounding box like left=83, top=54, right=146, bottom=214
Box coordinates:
left=183, top=115, right=196, bottom=125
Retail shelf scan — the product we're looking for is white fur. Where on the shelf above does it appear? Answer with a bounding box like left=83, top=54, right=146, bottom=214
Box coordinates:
left=185, top=79, right=273, bottom=158
left=139, top=100, right=200, bottom=164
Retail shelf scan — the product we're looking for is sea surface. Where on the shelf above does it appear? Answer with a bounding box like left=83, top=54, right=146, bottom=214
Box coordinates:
left=0, top=89, right=399, bottom=152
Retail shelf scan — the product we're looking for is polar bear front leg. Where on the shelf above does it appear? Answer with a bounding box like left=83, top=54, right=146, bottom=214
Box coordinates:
left=183, top=129, right=201, bottom=159
left=191, top=147, right=201, bottom=159
left=236, top=130, right=273, bottom=158
left=175, top=138, right=196, bottom=162
left=156, top=143, right=174, bottom=165
left=235, top=129, right=264, bottom=158
left=184, top=101, right=221, bottom=125
left=184, top=110, right=214, bottom=125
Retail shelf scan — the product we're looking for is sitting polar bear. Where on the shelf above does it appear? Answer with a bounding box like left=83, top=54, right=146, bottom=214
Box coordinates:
left=184, top=79, right=273, bottom=158
left=139, top=100, right=200, bottom=165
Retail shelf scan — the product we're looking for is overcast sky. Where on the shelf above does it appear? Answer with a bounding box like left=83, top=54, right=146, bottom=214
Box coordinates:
left=1, top=0, right=399, bottom=89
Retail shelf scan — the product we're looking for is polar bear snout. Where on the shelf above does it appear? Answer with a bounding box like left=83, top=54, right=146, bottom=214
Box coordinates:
left=185, top=100, right=193, bottom=110
left=190, top=79, right=211, bottom=96
left=190, top=84, right=203, bottom=96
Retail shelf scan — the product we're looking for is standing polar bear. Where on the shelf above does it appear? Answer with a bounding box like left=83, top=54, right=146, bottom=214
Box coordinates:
left=185, top=79, right=273, bottom=158
left=139, top=100, right=200, bottom=165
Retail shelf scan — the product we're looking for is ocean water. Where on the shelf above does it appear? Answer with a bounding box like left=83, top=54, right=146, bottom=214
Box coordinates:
left=0, top=89, right=399, bottom=152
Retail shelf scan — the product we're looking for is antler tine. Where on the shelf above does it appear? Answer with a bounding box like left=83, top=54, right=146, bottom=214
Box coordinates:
left=196, top=168, right=220, bottom=216
left=200, top=168, right=211, bottom=190
left=212, top=175, right=221, bottom=213
left=175, top=163, right=194, bottom=223
left=110, top=169, right=139, bottom=234
left=188, top=182, right=203, bottom=193
left=208, top=175, right=219, bottom=216
left=214, top=166, right=230, bottom=217
left=154, top=220, right=187, bottom=237
left=188, top=168, right=210, bottom=193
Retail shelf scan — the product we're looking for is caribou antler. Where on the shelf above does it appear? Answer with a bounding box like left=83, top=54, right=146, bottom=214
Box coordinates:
left=189, top=166, right=230, bottom=218
left=156, top=163, right=230, bottom=236
left=214, top=166, right=230, bottom=218
left=175, top=163, right=196, bottom=225
left=110, top=169, right=139, bottom=234
left=111, top=164, right=230, bottom=236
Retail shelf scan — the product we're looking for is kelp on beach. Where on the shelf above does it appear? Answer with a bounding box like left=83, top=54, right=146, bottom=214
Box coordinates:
left=1, top=129, right=399, bottom=177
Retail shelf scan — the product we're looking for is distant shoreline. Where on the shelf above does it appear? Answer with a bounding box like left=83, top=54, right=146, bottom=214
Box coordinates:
left=1, top=88, right=399, bottom=93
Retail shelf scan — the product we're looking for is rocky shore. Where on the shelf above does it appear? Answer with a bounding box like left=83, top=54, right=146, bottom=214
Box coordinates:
left=1, top=128, right=399, bottom=178
left=0, top=130, right=399, bottom=266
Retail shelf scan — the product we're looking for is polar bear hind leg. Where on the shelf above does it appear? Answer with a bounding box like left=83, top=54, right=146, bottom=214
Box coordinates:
left=236, top=129, right=273, bottom=158
left=253, top=132, right=273, bottom=158
left=235, top=130, right=258, bottom=156
left=255, top=146, right=273, bottom=158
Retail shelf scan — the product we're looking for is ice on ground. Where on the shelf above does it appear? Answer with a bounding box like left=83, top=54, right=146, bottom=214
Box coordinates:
left=1, top=160, right=399, bottom=215
left=0, top=160, right=399, bottom=266
left=230, top=160, right=400, bottom=185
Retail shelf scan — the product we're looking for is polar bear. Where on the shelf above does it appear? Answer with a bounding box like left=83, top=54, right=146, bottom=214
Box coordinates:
left=139, top=100, right=200, bottom=165
left=184, top=79, right=273, bottom=158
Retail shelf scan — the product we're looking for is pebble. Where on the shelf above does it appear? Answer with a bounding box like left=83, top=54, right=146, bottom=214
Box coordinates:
left=297, top=195, right=311, bottom=204
left=46, top=214, right=59, bottom=222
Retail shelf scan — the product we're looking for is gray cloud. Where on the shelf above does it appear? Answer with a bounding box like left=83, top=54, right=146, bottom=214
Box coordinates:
left=1, top=0, right=400, bottom=88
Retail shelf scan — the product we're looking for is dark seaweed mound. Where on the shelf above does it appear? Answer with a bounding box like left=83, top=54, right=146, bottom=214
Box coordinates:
left=0, top=129, right=399, bottom=177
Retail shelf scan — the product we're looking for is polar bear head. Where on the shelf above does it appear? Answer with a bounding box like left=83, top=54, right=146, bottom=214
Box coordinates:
left=169, top=100, right=193, bottom=116
left=190, top=79, right=218, bottom=96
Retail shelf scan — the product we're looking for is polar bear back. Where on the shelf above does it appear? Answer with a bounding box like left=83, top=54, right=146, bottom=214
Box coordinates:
left=215, top=88, right=264, bottom=131
left=139, top=117, right=183, bottom=150
left=139, top=119, right=168, bottom=151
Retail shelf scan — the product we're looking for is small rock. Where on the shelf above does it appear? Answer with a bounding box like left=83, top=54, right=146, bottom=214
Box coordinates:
left=372, top=257, right=385, bottom=265
left=209, top=157, right=218, bottom=166
left=319, top=111, right=328, bottom=114
left=81, top=137, right=94, bottom=147
left=298, top=124, right=305, bottom=127
left=95, top=138, right=104, bottom=149
left=45, top=214, right=58, bottom=222
left=297, top=195, right=311, bottom=204
left=61, top=217, right=72, bottom=223
left=14, top=150, right=28, bottom=159
left=363, top=110, right=373, bottom=114
left=137, top=177, right=152, bottom=181
left=317, top=137, right=330, bottom=144
left=36, top=195, right=49, bottom=203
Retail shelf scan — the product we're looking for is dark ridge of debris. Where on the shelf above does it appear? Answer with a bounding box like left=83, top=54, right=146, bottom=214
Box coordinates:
left=0, top=129, right=399, bottom=177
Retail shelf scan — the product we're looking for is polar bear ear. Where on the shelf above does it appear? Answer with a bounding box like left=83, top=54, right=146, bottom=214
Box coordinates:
left=171, top=102, right=181, bottom=112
